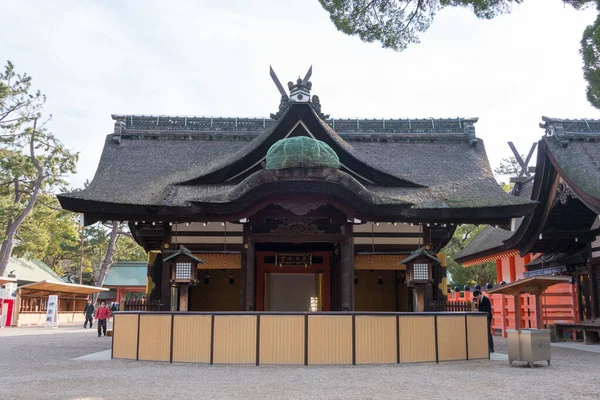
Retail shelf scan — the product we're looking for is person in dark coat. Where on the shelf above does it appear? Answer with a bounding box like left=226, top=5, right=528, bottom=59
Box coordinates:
left=474, top=290, right=494, bottom=353
left=83, top=300, right=95, bottom=329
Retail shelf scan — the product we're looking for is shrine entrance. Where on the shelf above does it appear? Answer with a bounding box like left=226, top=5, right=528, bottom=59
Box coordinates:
left=256, top=250, right=331, bottom=311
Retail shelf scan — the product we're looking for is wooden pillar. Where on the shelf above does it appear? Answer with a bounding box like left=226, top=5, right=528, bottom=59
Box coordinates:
left=509, top=256, right=517, bottom=283
left=147, top=251, right=163, bottom=301
left=514, top=294, right=520, bottom=331
left=340, top=223, right=354, bottom=311
left=413, top=286, right=426, bottom=312
left=240, top=224, right=249, bottom=311
left=245, top=239, right=256, bottom=311
left=179, top=285, right=189, bottom=312
left=534, top=293, right=543, bottom=329
left=496, top=259, right=503, bottom=283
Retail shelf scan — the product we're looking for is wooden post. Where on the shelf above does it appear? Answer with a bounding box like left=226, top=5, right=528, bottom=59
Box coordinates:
left=514, top=294, right=520, bottom=332
left=161, top=258, right=171, bottom=311
left=246, top=239, right=256, bottom=311
left=179, top=285, right=189, bottom=312
left=496, top=259, right=503, bottom=283
left=240, top=224, right=250, bottom=311
left=535, top=293, right=543, bottom=329
left=340, top=223, right=354, bottom=311
left=509, top=256, right=517, bottom=282
left=414, top=286, right=426, bottom=312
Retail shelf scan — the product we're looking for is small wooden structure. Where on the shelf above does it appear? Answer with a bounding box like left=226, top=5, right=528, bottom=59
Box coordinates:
left=163, top=246, right=205, bottom=312
left=488, top=276, right=572, bottom=366
left=401, top=247, right=440, bottom=312
left=16, top=280, right=108, bottom=326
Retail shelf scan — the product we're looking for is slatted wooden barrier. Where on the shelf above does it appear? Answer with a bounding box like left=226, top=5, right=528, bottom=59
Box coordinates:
left=112, top=312, right=489, bottom=365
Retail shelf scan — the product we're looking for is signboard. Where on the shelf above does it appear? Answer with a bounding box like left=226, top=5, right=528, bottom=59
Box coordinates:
left=45, top=295, right=59, bottom=328
left=275, top=253, right=312, bottom=268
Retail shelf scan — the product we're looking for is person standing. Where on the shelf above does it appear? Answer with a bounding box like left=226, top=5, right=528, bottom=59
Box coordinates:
left=473, top=290, right=494, bottom=353
left=111, top=302, right=118, bottom=321
left=94, top=300, right=111, bottom=337
left=83, top=300, right=95, bottom=329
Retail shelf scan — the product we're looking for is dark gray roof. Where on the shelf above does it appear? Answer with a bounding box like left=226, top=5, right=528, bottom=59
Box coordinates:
left=400, top=247, right=442, bottom=264
left=454, top=115, right=600, bottom=264
left=163, top=246, right=205, bottom=263
left=541, top=117, right=600, bottom=212
left=59, top=104, right=534, bottom=223
left=453, top=225, right=515, bottom=263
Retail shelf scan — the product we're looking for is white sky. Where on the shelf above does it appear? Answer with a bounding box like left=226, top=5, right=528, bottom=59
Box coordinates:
left=2, top=0, right=598, bottom=188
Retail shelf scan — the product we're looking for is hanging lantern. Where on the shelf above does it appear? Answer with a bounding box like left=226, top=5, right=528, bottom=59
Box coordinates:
left=164, top=246, right=205, bottom=284
left=400, top=246, right=440, bottom=287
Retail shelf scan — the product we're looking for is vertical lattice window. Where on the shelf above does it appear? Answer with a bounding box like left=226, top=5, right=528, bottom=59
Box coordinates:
left=413, top=263, right=429, bottom=280
left=176, top=262, right=192, bottom=280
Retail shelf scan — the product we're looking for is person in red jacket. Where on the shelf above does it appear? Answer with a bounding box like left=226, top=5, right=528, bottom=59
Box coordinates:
left=94, top=300, right=111, bottom=337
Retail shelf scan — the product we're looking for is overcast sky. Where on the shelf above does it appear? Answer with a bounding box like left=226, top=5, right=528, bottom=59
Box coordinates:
left=2, top=0, right=598, bottom=188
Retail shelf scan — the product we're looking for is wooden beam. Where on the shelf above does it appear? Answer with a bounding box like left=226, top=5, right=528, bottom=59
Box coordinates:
left=245, top=239, right=256, bottom=311
left=340, top=223, right=354, bottom=311
left=251, top=233, right=344, bottom=243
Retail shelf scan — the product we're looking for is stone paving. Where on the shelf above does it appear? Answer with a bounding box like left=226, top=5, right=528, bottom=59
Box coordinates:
left=1, top=325, right=599, bottom=400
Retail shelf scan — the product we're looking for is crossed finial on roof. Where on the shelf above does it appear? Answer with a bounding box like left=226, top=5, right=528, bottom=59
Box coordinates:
left=268, top=65, right=329, bottom=120
left=507, top=142, right=537, bottom=183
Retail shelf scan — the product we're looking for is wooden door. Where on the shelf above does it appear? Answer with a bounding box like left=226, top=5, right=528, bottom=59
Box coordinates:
left=256, top=251, right=331, bottom=311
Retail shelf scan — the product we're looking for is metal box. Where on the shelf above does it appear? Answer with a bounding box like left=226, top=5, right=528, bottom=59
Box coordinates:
left=507, top=328, right=552, bottom=367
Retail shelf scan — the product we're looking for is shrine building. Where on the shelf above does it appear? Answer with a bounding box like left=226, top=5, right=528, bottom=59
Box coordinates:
left=58, top=68, right=535, bottom=315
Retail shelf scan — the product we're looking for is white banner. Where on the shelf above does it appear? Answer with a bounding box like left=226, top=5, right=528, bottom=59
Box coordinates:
left=45, top=295, right=59, bottom=328
left=5, top=283, right=16, bottom=299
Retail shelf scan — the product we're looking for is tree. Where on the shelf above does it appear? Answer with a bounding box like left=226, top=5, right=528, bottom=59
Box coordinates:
left=493, top=155, right=521, bottom=193
left=319, top=0, right=600, bottom=108
left=0, top=61, right=78, bottom=276
left=10, top=194, right=80, bottom=274
left=91, top=221, right=145, bottom=301
left=581, top=13, right=600, bottom=108
left=443, top=224, right=497, bottom=287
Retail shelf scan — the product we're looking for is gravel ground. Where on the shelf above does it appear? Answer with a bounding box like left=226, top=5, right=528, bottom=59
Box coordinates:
left=1, top=326, right=599, bottom=400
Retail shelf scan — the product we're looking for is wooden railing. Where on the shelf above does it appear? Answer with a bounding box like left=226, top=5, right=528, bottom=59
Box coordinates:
left=447, top=283, right=578, bottom=337
left=112, top=311, right=490, bottom=365
left=123, top=299, right=165, bottom=312
left=427, top=300, right=472, bottom=312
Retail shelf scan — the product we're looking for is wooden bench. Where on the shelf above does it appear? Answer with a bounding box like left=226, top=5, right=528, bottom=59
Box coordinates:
left=552, top=323, right=600, bottom=344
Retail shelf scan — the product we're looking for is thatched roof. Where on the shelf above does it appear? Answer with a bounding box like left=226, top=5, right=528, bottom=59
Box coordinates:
left=58, top=103, right=534, bottom=224
left=454, top=116, right=600, bottom=265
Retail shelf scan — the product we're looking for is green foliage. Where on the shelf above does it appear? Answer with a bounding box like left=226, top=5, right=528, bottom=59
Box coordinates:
left=319, top=0, right=524, bottom=51
left=10, top=195, right=79, bottom=271
left=493, top=155, right=521, bottom=177
left=493, top=155, right=521, bottom=193
left=320, top=0, right=600, bottom=109
left=0, top=60, right=79, bottom=275
left=581, top=12, right=600, bottom=108
left=443, top=224, right=497, bottom=287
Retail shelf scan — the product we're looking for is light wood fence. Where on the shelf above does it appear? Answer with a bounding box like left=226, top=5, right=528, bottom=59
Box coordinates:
left=112, top=312, right=489, bottom=365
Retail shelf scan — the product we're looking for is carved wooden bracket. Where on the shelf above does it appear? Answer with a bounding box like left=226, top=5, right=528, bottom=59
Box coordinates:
left=270, top=218, right=324, bottom=234
left=274, top=201, right=325, bottom=216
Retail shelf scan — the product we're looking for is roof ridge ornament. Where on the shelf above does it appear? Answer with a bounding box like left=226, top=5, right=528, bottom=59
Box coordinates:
left=269, top=65, right=329, bottom=121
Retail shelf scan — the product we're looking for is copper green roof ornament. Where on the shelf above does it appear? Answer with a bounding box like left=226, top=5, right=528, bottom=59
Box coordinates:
left=265, top=136, right=340, bottom=170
